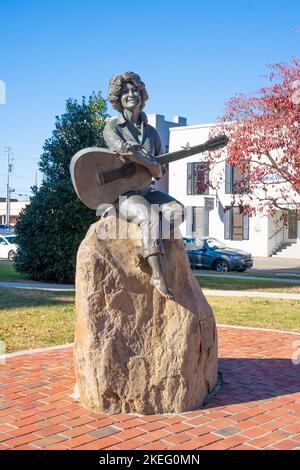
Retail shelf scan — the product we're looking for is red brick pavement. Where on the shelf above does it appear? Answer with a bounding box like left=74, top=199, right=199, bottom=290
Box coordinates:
left=0, top=326, right=300, bottom=450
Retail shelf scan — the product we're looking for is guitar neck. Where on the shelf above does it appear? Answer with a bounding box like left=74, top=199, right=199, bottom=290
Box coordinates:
left=156, top=143, right=207, bottom=164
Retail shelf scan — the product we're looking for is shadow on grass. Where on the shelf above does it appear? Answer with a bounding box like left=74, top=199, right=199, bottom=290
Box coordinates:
left=206, top=358, right=300, bottom=409
left=0, top=286, right=74, bottom=311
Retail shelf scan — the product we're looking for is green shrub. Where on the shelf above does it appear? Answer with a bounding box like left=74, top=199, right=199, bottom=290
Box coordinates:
left=14, top=93, right=108, bottom=283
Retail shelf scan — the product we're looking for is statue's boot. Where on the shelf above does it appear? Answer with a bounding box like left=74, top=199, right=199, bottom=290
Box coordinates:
left=148, top=254, right=175, bottom=301
left=141, top=238, right=174, bottom=301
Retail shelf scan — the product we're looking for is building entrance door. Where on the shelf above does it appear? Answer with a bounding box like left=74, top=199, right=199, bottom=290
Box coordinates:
left=288, top=211, right=298, bottom=240
left=192, top=207, right=209, bottom=237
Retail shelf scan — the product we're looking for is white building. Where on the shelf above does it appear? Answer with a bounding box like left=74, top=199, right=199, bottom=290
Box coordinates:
left=168, top=123, right=300, bottom=259
left=147, top=114, right=187, bottom=192
left=0, top=199, right=28, bottom=226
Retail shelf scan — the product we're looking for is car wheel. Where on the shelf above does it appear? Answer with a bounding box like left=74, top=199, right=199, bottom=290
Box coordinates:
left=8, top=250, right=16, bottom=260
left=214, top=259, right=230, bottom=272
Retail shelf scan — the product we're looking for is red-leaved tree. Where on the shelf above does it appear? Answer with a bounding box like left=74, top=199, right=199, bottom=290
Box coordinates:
left=208, top=59, right=300, bottom=218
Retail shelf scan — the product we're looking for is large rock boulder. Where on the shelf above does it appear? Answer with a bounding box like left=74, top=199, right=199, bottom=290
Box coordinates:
left=74, top=216, right=218, bottom=415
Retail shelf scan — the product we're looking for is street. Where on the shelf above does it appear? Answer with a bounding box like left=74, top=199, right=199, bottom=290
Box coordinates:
left=249, top=256, right=300, bottom=276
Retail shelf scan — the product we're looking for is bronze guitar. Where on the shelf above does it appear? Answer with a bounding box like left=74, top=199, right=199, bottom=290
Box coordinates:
left=70, top=135, right=228, bottom=210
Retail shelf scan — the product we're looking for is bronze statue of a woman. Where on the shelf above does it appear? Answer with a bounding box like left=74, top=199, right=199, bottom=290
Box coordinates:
left=103, top=72, right=185, bottom=300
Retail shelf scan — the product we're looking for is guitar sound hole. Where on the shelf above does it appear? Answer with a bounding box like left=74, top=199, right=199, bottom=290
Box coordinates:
left=101, top=163, right=137, bottom=184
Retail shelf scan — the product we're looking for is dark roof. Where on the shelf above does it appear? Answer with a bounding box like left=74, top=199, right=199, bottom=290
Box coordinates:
left=0, top=198, right=18, bottom=202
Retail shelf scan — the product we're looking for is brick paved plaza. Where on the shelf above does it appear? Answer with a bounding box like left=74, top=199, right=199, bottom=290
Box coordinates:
left=0, top=326, right=300, bottom=450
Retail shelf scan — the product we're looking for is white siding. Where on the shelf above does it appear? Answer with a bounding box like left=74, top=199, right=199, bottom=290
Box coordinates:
left=168, top=123, right=296, bottom=257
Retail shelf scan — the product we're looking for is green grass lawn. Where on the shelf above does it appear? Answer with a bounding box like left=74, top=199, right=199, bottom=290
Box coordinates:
left=0, top=260, right=24, bottom=282
left=207, top=295, right=300, bottom=332
left=0, top=287, right=75, bottom=353
left=0, top=260, right=59, bottom=284
left=196, top=276, right=300, bottom=294
left=0, top=286, right=299, bottom=353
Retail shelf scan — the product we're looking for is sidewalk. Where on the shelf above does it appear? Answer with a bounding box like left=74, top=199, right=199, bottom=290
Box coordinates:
left=1, top=271, right=300, bottom=292
left=0, top=281, right=75, bottom=290
left=0, top=326, right=299, bottom=450
left=193, top=272, right=300, bottom=284
left=1, top=280, right=300, bottom=300
left=202, top=290, right=300, bottom=300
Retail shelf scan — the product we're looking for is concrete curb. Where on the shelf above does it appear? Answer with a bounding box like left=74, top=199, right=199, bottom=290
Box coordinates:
left=217, top=324, right=300, bottom=335
left=0, top=342, right=73, bottom=361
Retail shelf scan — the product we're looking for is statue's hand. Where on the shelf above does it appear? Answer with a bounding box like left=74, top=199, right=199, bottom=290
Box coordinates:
left=161, top=164, right=168, bottom=176
left=153, top=164, right=167, bottom=180
left=123, top=145, right=164, bottom=179
left=127, top=144, right=144, bottom=155
left=127, top=144, right=156, bottom=161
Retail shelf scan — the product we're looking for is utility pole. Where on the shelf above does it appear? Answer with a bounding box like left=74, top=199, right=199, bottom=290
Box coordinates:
left=4, top=147, right=14, bottom=226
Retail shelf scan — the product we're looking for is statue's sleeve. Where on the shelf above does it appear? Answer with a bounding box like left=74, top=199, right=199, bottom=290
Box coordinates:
left=103, top=121, right=131, bottom=154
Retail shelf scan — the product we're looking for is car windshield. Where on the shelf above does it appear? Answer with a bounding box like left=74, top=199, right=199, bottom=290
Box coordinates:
left=5, top=236, right=17, bottom=244
left=193, top=239, right=205, bottom=248
left=183, top=238, right=204, bottom=249
left=205, top=238, right=227, bottom=250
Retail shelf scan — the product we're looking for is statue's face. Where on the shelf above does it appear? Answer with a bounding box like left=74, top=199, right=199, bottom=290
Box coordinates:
left=120, top=82, right=141, bottom=111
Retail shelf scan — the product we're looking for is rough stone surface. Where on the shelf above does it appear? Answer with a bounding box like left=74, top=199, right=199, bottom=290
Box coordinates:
left=74, top=216, right=218, bottom=415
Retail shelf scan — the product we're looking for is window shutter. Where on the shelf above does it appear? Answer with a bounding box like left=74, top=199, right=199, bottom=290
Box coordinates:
left=187, top=163, right=192, bottom=195
left=204, top=208, right=209, bottom=237
left=243, top=214, right=249, bottom=240
left=185, top=206, right=193, bottom=237
left=225, top=163, right=233, bottom=194
left=192, top=205, right=196, bottom=233
left=224, top=207, right=232, bottom=240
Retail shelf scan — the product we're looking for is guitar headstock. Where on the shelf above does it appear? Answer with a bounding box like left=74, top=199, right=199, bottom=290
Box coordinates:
left=205, top=134, right=229, bottom=151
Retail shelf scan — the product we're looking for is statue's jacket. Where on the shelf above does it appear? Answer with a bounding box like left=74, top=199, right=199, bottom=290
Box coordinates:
left=103, top=111, right=178, bottom=210
left=103, top=111, right=162, bottom=157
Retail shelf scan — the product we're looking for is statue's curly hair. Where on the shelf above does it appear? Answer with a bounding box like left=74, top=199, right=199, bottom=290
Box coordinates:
left=108, top=72, right=149, bottom=112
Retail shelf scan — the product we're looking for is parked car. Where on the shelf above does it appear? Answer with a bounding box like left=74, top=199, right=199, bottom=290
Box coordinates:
left=0, top=224, right=14, bottom=235
left=183, top=237, right=253, bottom=272
left=0, top=235, right=18, bottom=260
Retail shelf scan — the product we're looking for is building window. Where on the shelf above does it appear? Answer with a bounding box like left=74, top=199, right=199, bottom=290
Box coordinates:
left=225, top=163, right=249, bottom=194
left=224, top=207, right=249, bottom=241
left=187, top=162, right=209, bottom=195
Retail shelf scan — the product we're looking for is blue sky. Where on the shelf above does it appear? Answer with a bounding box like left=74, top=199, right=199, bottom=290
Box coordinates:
left=0, top=0, right=298, bottom=197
